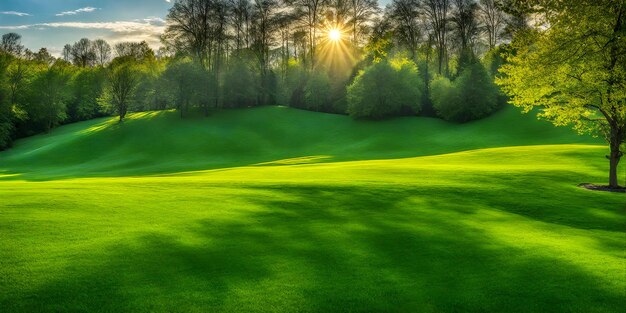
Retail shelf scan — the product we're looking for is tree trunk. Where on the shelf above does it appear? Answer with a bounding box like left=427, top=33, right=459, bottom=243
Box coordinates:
left=608, top=130, right=622, bottom=188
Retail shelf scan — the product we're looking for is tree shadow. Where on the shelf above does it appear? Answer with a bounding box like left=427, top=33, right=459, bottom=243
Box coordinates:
left=3, top=184, right=623, bottom=312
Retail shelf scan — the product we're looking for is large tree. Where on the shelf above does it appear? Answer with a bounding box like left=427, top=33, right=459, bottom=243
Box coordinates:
left=1, top=33, right=24, bottom=56
left=71, top=38, right=96, bottom=68
left=422, top=0, right=450, bottom=75
left=105, top=59, right=141, bottom=121
left=27, top=61, right=73, bottom=132
left=165, top=0, right=214, bottom=66
left=498, top=0, right=626, bottom=188
left=348, top=0, right=379, bottom=47
left=92, top=39, right=112, bottom=66
left=478, top=0, right=505, bottom=49
left=450, top=0, right=479, bottom=52
left=387, top=0, right=421, bottom=61
left=288, top=0, right=327, bottom=67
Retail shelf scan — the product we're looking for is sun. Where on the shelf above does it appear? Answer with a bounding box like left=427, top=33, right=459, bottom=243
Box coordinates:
left=328, top=29, right=342, bottom=41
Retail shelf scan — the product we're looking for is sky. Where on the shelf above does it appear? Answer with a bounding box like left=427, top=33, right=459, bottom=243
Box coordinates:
left=0, top=0, right=391, bottom=57
left=0, top=0, right=174, bottom=56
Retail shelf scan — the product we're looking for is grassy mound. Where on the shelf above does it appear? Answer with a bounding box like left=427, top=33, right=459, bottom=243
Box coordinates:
left=0, top=106, right=599, bottom=180
left=0, top=107, right=623, bottom=312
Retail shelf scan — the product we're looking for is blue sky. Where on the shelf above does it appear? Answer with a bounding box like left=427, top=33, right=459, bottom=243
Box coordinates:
left=1, top=0, right=391, bottom=56
left=0, top=0, right=173, bottom=56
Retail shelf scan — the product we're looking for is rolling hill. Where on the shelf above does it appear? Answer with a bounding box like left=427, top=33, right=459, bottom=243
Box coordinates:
left=0, top=106, right=601, bottom=180
left=0, top=106, right=624, bottom=312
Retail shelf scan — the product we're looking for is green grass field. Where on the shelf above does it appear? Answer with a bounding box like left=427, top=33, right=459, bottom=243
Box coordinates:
left=1, top=106, right=624, bottom=312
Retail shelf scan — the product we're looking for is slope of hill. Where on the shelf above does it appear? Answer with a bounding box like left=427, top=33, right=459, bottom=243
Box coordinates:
left=1, top=106, right=624, bottom=312
left=0, top=106, right=600, bottom=180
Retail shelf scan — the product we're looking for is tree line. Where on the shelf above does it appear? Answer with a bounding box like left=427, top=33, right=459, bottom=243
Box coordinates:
left=0, top=0, right=522, bottom=148
left=0, top=0, right=623, bottom=187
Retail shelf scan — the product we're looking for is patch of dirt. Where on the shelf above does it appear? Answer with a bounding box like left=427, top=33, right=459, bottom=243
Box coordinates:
left=578, top=183, right=626, bottom=193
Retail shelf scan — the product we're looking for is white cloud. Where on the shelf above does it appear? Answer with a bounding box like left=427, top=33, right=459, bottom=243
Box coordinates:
left=0, top=21, right=165, bottom=36
left=135, top=17, right=166, bottom=25
left=1, top=11, right=31, bottom=17
left=0, top=21, right=166, bottom=52
left=56, top=7, right=99, bottom=17
left=166, top=0, right=172, bottom=2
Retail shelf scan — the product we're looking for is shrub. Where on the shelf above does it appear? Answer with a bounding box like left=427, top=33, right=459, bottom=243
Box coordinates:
left=431, top=62, right=499, bottom=123
left=347, top=57, right=422, bottom=119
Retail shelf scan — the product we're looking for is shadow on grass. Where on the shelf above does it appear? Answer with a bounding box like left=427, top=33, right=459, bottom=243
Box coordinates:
left=3, top=184, right=624, bottom=312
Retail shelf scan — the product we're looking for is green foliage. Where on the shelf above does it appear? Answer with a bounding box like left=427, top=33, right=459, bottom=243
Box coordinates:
left=348, top=57, right=422, bottom=119
left=101, top=59, right=141, bottom=121
left=0, top=118, right=12, bottom=149
left=24, top=60, right=74, bottom=132
left=277, top=59, right=307, bottom=107
left=131, top=60, right=171, bottom=112
left=430, top=75, right=457, bottom=116
left=303, top=69, right=331, bottom=112
left=496, top=0, right=626, bottom=187
left=482, top=46, right=507, bottom=78
left=432, top=62, right=499, bottom=123
left=67, top=67, right=107, bottom=122
left=222, top=56, right=259, bottom=108
left=162, top=58, right=209, bottom=117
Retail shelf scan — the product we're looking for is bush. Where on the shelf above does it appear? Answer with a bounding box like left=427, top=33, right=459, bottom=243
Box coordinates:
left=431, top=62, right=499, bottom=123
left=347, top=57, right=422, bottom=119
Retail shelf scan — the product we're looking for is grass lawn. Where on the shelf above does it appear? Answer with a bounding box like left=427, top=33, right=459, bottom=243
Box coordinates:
left=0, top=107, right=624, bottom=312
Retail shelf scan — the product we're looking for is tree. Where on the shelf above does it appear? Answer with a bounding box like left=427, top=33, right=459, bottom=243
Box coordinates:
left=33, top=48, right=56, bottom=66
left=450, top=0, right=479, bottom=53
left=163, top=58, right=207, bottom=117
left=165, top=0, right=215, bottom=66
left=304, top=69, right=332, bottom=111
left=114, top=41, right=155, bottom=62
left=68, top=67, right=107, bottom=121
left=288, top=0, right=327, bottom=67
left=387, top=0, right=421, bottom=61
left=104, top=59, right=141, bottom=121
left=478, top=0, right=505, bottom=49
left=422, top=0, right=450, bottom=75
left=497, top=0, right=626, bottom=188
left=250, top=0, right=281, bottom=104
left=62, top=44, right=72, bottom=62
left=92, top=39, right=112, bottom=66
left=348, top=57, right=422, bottom=118
left=71, top=38, right=96, bottom=67
left=223, top=55, right=259, bottom=108
left=0, top=51, right=16, bottom=149
left=26, top=61, right=73, bottom=132
left=6, top=60, right=30, bottom=107
left=1, top=33, right=24, bottom=56
left=230, top=0, right=253, bottom=50
left=432, top=61, right=498, bottom=122
left=348, top=0, right=379, bottom=47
